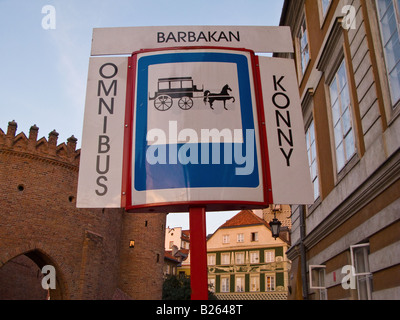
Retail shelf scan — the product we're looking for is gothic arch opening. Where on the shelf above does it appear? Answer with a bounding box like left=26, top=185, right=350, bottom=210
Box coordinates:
left=0, top=249, right=67, bottom=300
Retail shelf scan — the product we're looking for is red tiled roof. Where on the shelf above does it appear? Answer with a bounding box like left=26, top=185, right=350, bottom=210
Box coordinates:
left=219, top=210, right=268, bottom=229
left=164, top=251, right=180, bottom=263
left=181, top=230, right=190, bottom=241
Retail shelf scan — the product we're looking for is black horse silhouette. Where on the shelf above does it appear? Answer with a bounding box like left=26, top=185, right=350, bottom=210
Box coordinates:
left=203, top=84, right=235, bottom=110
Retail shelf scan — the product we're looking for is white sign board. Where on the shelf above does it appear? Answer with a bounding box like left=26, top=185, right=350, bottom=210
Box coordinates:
left=91, top=26, right=294, bottom=56
left=77, top=26, right=314, bottom=209
left=77, top=57, right=128, bottom=208
left=259, top=56, right=314, bottom=205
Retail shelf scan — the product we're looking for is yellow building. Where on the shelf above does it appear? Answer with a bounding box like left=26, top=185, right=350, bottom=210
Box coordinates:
left=207, top=210, right=291, bottom=300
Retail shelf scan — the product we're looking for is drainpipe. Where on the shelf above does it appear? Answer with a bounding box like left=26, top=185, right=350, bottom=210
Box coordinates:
left=299, top=205, right=308, bottom=300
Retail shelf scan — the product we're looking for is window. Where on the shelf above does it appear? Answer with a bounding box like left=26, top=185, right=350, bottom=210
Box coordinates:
left=235, top=252, right=245, bottom=265
left=221, top=276, right=230, bottom=293
left=237, top=233, right=244, bottom=243
left=221, top=253, right=230, bottom=265
left=236, top=276, right=245, bottom=292
left=207, top=254, right=216, bottom=266
left=250, top=251, right=260, bottom=264
left=170, top=81, right=181, bottom=89
left=306, top=120, right=319, bottom=200
left=222, top=235, right=230, bottom=244
left=250, top=275, right=260, bottom=292
left=376, top=0, right=400, bottom=106
left=298, top=17, right=310, bottom=75
left=169, top=241, right=174, bottom=249
left=321, top=0, right=331, bottom=16
left=329, top=60, right=356, bottom=172
left=251, top=232, right=258, bottom=242
left=182, top=80, right=193, bottom=88
left=265, top=250, right=275, bottom=263
left=351, top=244, right=373, bottom=300
left=265, top=274, right=276, bottom=291
left=158, top=81, right=169, bottom=90
left=309, top=265, right=328, bottom=300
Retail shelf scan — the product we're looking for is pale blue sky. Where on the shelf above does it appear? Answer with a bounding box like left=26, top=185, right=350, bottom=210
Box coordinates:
left=0, top=0, right=284, bottom=234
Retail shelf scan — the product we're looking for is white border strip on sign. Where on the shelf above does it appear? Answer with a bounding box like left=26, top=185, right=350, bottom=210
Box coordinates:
left=77, top=56, right=128, bottom=208
left=91, top=26, right=294, bottom=56
left=258, top=56, right=314, bottom=205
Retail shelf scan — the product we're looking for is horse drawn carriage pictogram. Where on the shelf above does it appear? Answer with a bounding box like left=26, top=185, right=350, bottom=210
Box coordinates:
left=149, top=77, right=235, bottom=111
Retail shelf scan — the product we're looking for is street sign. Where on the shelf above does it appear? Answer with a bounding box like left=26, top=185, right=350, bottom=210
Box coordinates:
left=77, top=56, right=128, bottom=208
left=259, top=56, right=314, bottom=205
left=124, top=48, right=269, bottom=213
left=77, top=25, right=314, bottom=302
left=91, top=26, right=294, bottom=56
left=77, top=26, right=313, bottom=210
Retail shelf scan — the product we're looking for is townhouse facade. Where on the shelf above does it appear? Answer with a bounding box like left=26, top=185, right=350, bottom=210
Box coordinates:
left=279, top=0, right=400, bottom=300
left=165, top=227, right=191, bottom=277
left=206, top=210, right=290, bottom=300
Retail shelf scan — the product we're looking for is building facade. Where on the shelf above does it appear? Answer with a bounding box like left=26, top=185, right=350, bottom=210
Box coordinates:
left=165, top=227, right=191, bottom=277
left=207, top=210, right=290, bottom=300
left=0, top=121, right=167, bottom=300
left=279, top=0, right=400, bottom=300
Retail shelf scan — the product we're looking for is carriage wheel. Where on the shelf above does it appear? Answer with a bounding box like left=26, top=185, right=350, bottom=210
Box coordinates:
left=154, top=95, right=173, bottom=111
left=178, top=97, right=193, bottom=110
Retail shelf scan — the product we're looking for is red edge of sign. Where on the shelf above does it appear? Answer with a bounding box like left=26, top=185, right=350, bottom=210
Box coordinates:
left=122, top=46, right=272, bottom=213
left=253, top=54, right=274, bottom=205
left=121, top=55, right=136, bottom=208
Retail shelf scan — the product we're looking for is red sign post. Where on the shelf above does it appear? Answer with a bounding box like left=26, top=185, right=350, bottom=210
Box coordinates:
left=189, top=207, right=208, bottom=300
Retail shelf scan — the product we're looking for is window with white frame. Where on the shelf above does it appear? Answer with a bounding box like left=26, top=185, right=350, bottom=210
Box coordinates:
left=250, top=251, right=260, bottom=264
left=251, top=232, right=258, bottom=242
left=351, top=243, right=373, bottom=300
left=221, top=253, right=230, bottom=265
left=264, top=250, right=275, bottom=263
left=237, top=233, right=244, bottom=243
left=376, top=0, right=400, bottom=106
left=222, top=234, right=230, bottom=244
left=298, top=16, right=310, bottom=75
left=207, top=254, right=216, bottom=266
left=329, top=60, right=356, bottom=172
left=306, top=119, right=319, bottom=200
left=221, top=276, right=230, bottom=293
left=309, top=265, right=328, bottom=300
left=250, top=275, right=260, bottom=292
left=235, top=252, right=245, bottom=265
left=235, top=275, right=245, bottom=292
left=265, top=274, right=276, bottom=291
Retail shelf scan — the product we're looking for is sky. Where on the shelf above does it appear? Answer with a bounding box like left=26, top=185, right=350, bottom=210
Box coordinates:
left=0, top=0, right=284, bottom=234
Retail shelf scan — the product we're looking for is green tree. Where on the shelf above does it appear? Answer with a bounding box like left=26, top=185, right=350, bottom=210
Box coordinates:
left=162, top=275, right=218, bottom=300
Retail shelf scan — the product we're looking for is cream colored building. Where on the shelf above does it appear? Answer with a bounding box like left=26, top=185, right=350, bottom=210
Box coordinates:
left=279, top=0, right=400, bottom=300
left=207, top=210, right=291, bottom=300
left=165, top=227, right=191, bottom=276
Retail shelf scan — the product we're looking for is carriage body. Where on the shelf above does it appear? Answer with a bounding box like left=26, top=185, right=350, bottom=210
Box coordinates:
left=149, top=77, right=204, bottom=111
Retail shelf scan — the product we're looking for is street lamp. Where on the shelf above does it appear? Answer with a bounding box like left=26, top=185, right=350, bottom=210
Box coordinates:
left=269, top=205, right=282, bottom=240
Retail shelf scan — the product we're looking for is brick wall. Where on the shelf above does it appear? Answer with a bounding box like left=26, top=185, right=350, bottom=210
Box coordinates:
left=0, top=121, right=166, bottom=300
